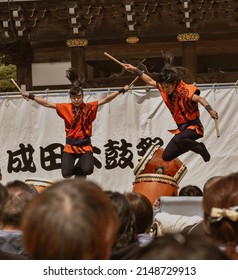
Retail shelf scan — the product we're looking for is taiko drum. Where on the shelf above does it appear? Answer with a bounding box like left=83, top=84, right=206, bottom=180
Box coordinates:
left=25, top=178, right=53, bottom=193
left=133, top=145, right=187, bottom=205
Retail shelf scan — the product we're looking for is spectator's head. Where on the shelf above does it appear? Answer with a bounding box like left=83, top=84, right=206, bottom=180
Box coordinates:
left=2, top=180, right=37, bottom=229
left=203, top=172, right=238, bottom=259
left=106, top=191, right=137, bottom=249
left=203, top=176, right=223, bottom=193
left=0, top=183, right=9, bottom=227
left=179, top=185, right=203, bottom=196
left=0, top=183, right=8, bottom=209
left=21, top=179, right=119, bottom=260
left=136, top=232, right=229, bottom=260
left=124, top=192, right=153, bottom=234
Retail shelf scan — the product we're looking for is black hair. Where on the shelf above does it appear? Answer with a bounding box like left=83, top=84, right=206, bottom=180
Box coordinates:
left=66, top=68, right=84, bottom=96
left=156, top=51, right=188, bottom=84
left=179, top=185, right=203, bottom=196
left=156, top=68, right=180, bottom=84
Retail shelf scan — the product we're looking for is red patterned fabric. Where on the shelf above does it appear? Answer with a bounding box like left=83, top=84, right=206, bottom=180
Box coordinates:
left=158, top=81, right=204, bottom=136
left=56, top=101, right=98, bottom=154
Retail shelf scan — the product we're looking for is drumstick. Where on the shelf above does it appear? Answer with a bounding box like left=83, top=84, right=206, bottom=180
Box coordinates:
left=11, top=78, right=28, bottom=101
left=120, top=76, right=141, bottom=94
left=104, top=52, right=125, bottom=67
left=214, top=119, right=220, bottom=138
left=128, top=76, right=140, bottom=88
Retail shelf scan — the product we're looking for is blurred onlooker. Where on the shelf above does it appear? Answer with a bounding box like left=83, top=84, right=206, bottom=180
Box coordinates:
left=136, top=232, right=229, bottom=260
left=106, top=191, right=141, bottom=259
left=203, top=176, right=223, bottom=193
left=179, top=185, right=203, bottom=196
left=153, top=211, right=202, bottom=237
left=152, top=184, right=203, bottom=237
left=0, top=184, right=29, bottom=260
left=0, top=180, right=38, bottom=257
left=0, top=183, right=8, bottom=229
left=124, top=192, right=154, bottom=247
left=185, top=175, right=223, bottom=236
left=203, top=172, right=238, bottom=259
left=21, top=179, right=119, bottom=260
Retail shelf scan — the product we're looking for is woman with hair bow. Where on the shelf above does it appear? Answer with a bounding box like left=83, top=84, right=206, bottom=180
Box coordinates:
left=21, top=68, right=130, bottom=178
left=124, top=52, right=218, bottom=162
left=203, top=172, right=238, bottom=259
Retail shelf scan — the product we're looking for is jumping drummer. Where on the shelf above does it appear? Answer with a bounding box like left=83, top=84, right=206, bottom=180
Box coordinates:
left=20, top=68, right=130, bottom=179
left=124, top=52, right=218, bottom=162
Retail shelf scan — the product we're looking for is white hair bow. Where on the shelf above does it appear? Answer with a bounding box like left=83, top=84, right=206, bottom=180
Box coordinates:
left=210, top=207, right=238, bottom=223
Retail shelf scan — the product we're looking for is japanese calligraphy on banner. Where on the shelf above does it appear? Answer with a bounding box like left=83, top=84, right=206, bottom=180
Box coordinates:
left=0, top=87, right=237, bottom=192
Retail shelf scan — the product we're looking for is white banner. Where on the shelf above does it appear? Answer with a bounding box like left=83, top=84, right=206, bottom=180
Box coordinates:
left=0, top=86, right=237, bottom=193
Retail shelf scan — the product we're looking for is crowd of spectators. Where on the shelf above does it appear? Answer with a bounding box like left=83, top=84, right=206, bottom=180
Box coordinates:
left=1, top=170, right=238, bottom=260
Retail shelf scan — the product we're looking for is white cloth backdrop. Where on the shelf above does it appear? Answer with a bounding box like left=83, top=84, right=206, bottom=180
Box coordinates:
left=0, top=86, right=237, bottom=192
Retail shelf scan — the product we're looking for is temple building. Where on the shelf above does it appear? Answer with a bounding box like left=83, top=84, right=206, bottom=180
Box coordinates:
left=0, top=0, right=238, bottom=90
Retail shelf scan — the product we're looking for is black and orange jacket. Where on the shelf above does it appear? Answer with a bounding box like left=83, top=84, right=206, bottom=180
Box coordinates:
left=157, top=80, right=204, bottom=136
left=56, top=101, right=98, bottom=154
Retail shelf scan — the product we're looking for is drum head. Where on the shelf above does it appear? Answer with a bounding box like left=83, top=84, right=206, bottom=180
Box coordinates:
left=134, top=144, right=187, bottom=182
left=134, top=144, right=161, bottom=176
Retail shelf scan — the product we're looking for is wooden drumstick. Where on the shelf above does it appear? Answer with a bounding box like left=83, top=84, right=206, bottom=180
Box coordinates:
left=11, top=78, right=23, bottom=92
left=128, top=75, right=141, bottom=88
left=214, top=119, right=220, bottom=138
left=11, top=78, right=28, bottom=100
left=104, top=52, right=125, bottom=67
left=119, top=75, right=141, bottom=95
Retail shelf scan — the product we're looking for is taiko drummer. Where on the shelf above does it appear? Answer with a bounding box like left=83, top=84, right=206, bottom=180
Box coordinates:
left=124, top=52, right=218, bottom=162
left=20, top=68, right=130, bottom=179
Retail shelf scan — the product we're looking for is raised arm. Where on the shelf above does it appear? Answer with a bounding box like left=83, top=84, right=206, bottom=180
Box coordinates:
left=22, top=91, right=56, bottom=109
left=124, top=63, right=157, bottom=88
left=192, top=94, right=218, bottom=119
left=98, top=85, right=130, bottom=106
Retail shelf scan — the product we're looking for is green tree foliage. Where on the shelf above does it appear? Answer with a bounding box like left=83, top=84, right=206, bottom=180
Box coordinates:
left=0, top=58, right=16, bottom=92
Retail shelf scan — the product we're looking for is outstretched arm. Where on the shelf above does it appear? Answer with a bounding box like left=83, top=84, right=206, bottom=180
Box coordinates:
left=192, top=94, right=218, bottom=119
left=98, top=85, right=130, bottom=106
left=21, top=91, right=57, bottom=109
left=124, top=63, right=157, bottom=88
left=98, top=75, right=141, bottom=106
